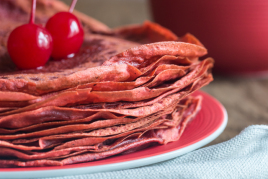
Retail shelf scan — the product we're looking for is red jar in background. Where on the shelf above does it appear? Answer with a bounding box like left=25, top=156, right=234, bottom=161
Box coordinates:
left=150, top=0, right=268, bottom=76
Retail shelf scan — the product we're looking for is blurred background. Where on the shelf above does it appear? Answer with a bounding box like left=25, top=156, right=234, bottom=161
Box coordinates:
left=60, top=0, right=268, bottom=146
left=60, top=0, right=152, bottom=28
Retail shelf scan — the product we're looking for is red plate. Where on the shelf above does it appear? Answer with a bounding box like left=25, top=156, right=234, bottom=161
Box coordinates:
left=0, top=90, right=228, bottom=179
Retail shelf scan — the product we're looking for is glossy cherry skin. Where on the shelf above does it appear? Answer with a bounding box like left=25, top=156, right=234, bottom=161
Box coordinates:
left=45, top=12, right=84, bottom=60
left=7, top=24, right=53, bottom=70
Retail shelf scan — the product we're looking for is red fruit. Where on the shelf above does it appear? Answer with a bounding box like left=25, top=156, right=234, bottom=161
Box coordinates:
left=7, top=24, right=53, bottom=70
left=7, top=0, right=53, bottom=70
left=7, top=24, right=52, bottom=69
left=45, top=12, right=84, bottom=60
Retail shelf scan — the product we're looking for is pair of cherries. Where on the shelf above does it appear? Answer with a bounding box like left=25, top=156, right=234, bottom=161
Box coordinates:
left=7, top=0, right=84, bottom=70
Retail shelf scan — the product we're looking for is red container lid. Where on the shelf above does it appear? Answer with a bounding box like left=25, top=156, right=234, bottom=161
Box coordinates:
left=150, top=0, right=268, bottom=76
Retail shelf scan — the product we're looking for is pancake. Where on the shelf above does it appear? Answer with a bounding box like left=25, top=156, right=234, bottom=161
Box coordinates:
left=0, top=0, right=214, bottom=167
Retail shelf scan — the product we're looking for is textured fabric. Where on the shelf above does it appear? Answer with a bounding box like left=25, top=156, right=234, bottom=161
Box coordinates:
left=42, top=125, right=268, bottom=179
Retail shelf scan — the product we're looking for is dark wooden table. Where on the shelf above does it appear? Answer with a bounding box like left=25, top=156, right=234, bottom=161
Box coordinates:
left=61, top=0, right=268, bottom=145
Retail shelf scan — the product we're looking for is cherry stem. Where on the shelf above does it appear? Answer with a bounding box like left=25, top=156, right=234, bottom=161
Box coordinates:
left=29, top=0, right=36, bottom=24
left=69, top=0, right=77, bottom=13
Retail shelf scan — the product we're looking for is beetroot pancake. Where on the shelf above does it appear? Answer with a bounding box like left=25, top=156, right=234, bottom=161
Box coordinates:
left=0, top=0, right=213, bottom=167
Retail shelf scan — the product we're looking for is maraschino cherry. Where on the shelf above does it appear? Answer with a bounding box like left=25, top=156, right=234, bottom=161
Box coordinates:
left=45, top=0, right=84, bottom=60
left=7, top=0, right=53, bottom=70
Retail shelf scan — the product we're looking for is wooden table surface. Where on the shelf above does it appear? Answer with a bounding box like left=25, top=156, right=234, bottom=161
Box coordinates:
left=61, top=0, right=268, bottom=146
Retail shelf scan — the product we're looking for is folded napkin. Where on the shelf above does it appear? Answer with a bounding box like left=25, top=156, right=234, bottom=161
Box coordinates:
left=43, top=125, right=268, bottom=179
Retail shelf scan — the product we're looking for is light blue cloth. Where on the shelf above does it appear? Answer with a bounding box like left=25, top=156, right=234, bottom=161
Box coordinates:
left=44, top=125, right=268, bottom=179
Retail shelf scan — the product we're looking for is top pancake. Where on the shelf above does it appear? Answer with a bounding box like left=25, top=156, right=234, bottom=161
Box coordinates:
left=0, top=0, right=207, bottom=95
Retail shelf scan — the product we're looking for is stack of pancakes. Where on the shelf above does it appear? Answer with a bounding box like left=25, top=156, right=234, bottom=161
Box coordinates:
left=0, top=0, right=213, bottom=167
